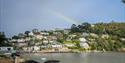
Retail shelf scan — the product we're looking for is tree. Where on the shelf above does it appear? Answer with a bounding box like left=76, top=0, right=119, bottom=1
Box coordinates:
left=71, top=24, right=76, bottom=29
left=25, top=31, right=30, bottom=37
left=12, top=35, right=19, bottom=39
left=81, top=22, right=91, bottom=29
left=71, top=24, right=79, bottom=33
left=0, top=32, right=11, bottom=46
left=122, top=0, right=125, bottom=4
left=80, top=22, right=91, bottom=32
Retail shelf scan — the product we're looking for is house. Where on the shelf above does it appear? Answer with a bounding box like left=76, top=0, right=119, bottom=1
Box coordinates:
left=79, top=38, right=87, bottom=42
left=53, top=30, right=62, bottom=36
left=49, top=40, right=54, bottom=43
left=91, top=24, right=95, bottom=27
left=64, top=29, right=70, bottom=34
left=101, top=34, right=109, bottom=38
left=22, top=46, right=33, bottom=52
left=43, top=40, right=49, bottom=44
left=25, top=37, right=31, bottom=41
left=11, top=39, right=17, bottom=42
left=40, top=32, right=49, bottom=36
left=69, top=34, right=77, bottom=38
left=35, top=35, right=43, bottom=39
left=48, top=36, right=57, bottom=41
left=32, top=29, right=39, bottom=33
left=51, top=44, right=63, bottom=48
left=67, top=34, right=77, bottom=40
left=29, top=32, right=34, bottom=36
left=40, top=45, right=47, bottom=48
left=80, top=43, right=90, bottom=49
left=18, top=33, right=25, bottom=38
left=82, top=32, right=89, bottom=37
left=23, top=46, right=41, bottom=52
left=51, top=42, right=63, bottom=48
left=90, top=33, right=98, bottom=38
left=16, top=42, right=28, bottom=47
left=0, top=47, right=15, bottom=55
left=33, top=46, right=40, bottom=51
left=121, top=38, right=125, bottom=41
left=11, top=38, right=28, bottom=47
left=0, top=47, right=14, bottom=51
left=16, top=39, right=28, bottom=47
left=64, top=44, right=75, bottom=47
left=79, top=38, right=90, bottom=49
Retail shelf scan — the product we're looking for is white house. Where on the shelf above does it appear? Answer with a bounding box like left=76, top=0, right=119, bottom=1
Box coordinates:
left=69, top=34, right=77, bottom=38
left=79, top=38, right=87, bottom=42
left=90, top=33, right=98, bottom=38
left=49, top=40, right=54, bottom=43
left=17, top=39, right=25, bottom=42
left=0, top=47, right=14, bottom=55
left=25, top=37, right=31, bottom=41
left=91, top=24, right=95, bottom=27
left=35, top=35, right=43, bottom=39
left=79, top=38, right=90, bottom=49
left=16, top=42, right=28, bottom=47
left=33, top=46, right=40, bottom=51
left=43, top=40, right=49, bottom=44
left=11, top=39, right=17, bottom=42
left=29, top=32, right=34, bottom=36
left=23, top=46, right=41, bottom=52
left=101, top=34, right=109, bottom=38
left=67, top=34, right=77, bottom=40
left=41, top=45, right=47, bottom=48
left=64, top=29, right=70, bottom=34
left=121, top=38, right=125, bottom=41
left=82, top=32, right=89, bottom=37
left=49, top=36, right=57, bottom=40
left=40, top=32, right=49, bottom=36
left=0, top=47, right=14, bottom=51
left=51, top=44, right=63, bottom=48
left=80, top=43, right=90, bottom=49
left=64, top=44, right=75, bottom=47
left=50, top=41, right=63, bottom=48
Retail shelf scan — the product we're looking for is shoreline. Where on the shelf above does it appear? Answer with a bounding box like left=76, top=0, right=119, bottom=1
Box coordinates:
left=18, top=51, right=125, bottom=54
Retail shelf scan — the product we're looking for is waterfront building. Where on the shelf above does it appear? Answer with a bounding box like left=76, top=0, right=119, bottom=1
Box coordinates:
left=0, top=47, right=13, bottom=51
left=0, top=47, right=14, bottom=55
left=79, top=38, right=90, bottom=49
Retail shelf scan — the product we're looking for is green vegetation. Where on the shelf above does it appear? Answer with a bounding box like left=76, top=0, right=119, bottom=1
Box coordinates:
left=0, top=32, right=11, bottom=46
left=70, top=22, right=125, bottom=51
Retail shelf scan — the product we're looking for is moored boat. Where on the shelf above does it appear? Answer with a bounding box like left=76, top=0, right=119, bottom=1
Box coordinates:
left=44, top=60, right=60, bottom=63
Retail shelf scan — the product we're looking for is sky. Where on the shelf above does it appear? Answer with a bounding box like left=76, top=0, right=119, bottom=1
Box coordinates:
left=0, top=0, right=125, bottom=38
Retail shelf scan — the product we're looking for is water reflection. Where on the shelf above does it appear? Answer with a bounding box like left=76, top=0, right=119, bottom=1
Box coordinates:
left=22, top=52, right=125, bottom=63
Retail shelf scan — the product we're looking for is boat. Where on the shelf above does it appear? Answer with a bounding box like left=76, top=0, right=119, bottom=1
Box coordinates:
left=44, top=60, right=60, bottom=63
left=25, top=60, right=39, bottom=63
left=41, top=57, right=47, bottom=61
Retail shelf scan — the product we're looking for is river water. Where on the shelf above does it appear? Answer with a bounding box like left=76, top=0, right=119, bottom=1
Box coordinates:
left=22, top=52, right=125, bottom=63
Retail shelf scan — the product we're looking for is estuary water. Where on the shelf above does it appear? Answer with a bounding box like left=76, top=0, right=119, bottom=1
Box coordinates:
left=22, top=52, right=125, bottom=63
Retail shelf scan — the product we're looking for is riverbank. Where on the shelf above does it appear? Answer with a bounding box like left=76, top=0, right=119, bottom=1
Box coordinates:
left=20, top=52, right=125, bottom=63
left=18, top=51, right=125, bottom=56
left=1, top=51, right=125, bottom=63
left=18, top=49, right=125, bottom=54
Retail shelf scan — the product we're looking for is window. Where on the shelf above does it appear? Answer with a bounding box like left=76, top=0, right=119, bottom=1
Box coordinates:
left=7, top=48, right=11, bottom=51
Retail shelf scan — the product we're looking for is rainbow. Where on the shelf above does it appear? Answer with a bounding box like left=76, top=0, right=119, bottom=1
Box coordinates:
left=48, top=10, right=80, bottom=25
